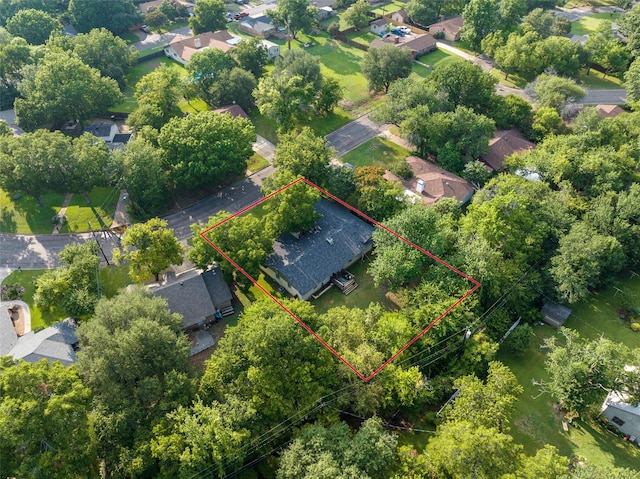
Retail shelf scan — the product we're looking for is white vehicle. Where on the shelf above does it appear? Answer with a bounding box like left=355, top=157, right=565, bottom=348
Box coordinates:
left=399, top=26, right=412, bottom=34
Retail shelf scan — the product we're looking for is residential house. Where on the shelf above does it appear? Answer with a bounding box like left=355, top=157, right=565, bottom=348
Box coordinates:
left=383, top=156, right=474, bottom=206
left=164, top=31, right=242, bottom=64
left=260, top=39, right=281, bottom=58
left=262, top=198, right=375, bottom=301
left=601, top=385, right=640, bottom=444
left=480, top=129, right=535, bottom=172
left=213, top=104, right=250, bottom=119
left=541, top=302, right=572, bottom=328
left=370, top=18, right=389, bottom=35
left=596, top=104, right=625, bottom=119
left=310, top=0, right=336, bottom=8
left=428, top=16, right=463, bottom=41
left=370, top=33, right=437, bottom=59
left=83, top=123, right=119, bottom=143
left=391, top=9, right=409, bottom=24
left=316, top=6, right=335, bottom=20
left=238, top=15, right=276, bottom=38
left=1, top=305, right=79, bottom=366
left=153, top=267, right=234, bottom=332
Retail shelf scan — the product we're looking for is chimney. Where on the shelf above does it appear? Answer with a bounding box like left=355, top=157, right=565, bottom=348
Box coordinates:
left=394, top=36, right=399, bottom=44
left=194, top=37, right=201, bottom=48
left=416, top=179, right=425, bottom=193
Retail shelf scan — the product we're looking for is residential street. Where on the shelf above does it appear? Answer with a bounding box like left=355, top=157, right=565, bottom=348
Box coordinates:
left=582, top=88, right=628, bottom=104
left=325, top=113, right=387, bottom=157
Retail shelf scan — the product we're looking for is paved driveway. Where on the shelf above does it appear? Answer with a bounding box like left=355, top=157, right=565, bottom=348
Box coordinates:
left=325, top=113, right=386, bottom=157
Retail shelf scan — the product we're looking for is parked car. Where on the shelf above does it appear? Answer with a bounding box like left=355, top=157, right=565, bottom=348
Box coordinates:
left=238, top=12, right=249, bottom=18
left=390, top=28, right=405, bottom=36
left=140, top=24, right=151, bottom=33
left=399, top=26, right=412, bottom=34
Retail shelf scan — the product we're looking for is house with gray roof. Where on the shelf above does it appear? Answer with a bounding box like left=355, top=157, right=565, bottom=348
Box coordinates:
left=153, top=267, right=233, bottom=331
left=601, top=385, right=640, bottom=445
left=1, top=307, right=78, bottom=366
left=262, top=198, right=375, bottom=301
left=238, top=15, right=276, bottom=38
left=541, top=302, right=572, bottom=328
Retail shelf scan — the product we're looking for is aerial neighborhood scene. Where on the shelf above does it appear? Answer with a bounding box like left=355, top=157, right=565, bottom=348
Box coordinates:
left=1, top=0, right=640, bottom=475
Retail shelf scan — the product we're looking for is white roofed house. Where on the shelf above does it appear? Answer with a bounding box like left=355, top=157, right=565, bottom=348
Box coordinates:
left=601, top=367, right=640, bottom=445
left=260, top=39, right=280, bottom=59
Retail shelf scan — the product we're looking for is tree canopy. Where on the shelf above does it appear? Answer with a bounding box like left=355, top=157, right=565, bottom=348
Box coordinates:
left=361, top=44, right=413, bottom=93
left=69, top=0, right=142, bottom=34
left=5, top=8, right=60, bottom=44
left=189, top=0, right=227, bottom=34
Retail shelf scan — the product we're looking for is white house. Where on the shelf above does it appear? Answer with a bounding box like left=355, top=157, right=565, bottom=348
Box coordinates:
left=260, top=39, right=280, bottom=59
left=370, top=18, right=388, bottom=35
left=602, top=388, right=640, bottom=445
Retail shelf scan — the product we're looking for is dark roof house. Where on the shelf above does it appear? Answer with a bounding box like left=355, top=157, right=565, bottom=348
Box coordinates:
left=428, top=16, right=463, bottom=41
left=370, top=33, right=437, bottom=58
left=238, top=15, right=276, bottom=38
left=164, top=31, right=242, bottom=64
left=481, top=129, right=535, bottom=172
left=153, top=267, right=233, bottom=330
left=384, top=156, right=474, bottom=205
left=541, top=302, right=572, bottom=328
left=213, top=104, right=250, bottom=119
left=262, top=198, right=375, bottom=301
left=83, top=123, right=119, bottom=142
left=596, top=104, right=625, bottom=119
left=1, top=307, right=79, bottom=366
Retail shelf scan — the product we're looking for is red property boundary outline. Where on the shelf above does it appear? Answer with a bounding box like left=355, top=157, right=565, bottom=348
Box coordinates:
left=199, top=177, right=480, bottom=382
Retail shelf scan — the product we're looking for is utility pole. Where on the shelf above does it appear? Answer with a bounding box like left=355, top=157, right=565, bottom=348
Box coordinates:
left=88, top=221, right=110, bottom=265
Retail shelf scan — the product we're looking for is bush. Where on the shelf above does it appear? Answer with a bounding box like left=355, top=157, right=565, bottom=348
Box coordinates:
left=1, top=283, right=25, bottom=301
left=504, top=323, right=533, bottom=356
left=327, top=22, right=340, bottom=37
left=433, top=31, right=445, bottom=40
left=390, top=159, right=413, bottom=179
left=631, top=322, right=640, bottom=332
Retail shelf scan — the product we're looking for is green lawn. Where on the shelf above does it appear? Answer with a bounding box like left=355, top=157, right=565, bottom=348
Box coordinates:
left=370, top=0, right=408, bottom=16
left=60, top=187, right=120, bottom=233
left=416, top=48, right=456, bottom=70
left=0, top=190, right=64, bottom=234
left=1, top=266, right=131, bottom=330
left=111, top=57, right=188, bottom=114
left=340, top=137, right=411, bottom=167
left=490, top=68, right=530, bottom=89
left=177, top=97, right=210, bottom=114
left=246, top=152, right=269, bottom=174
left=578, top=68, right=625, bottom=88
left=565, top=0, right=618, bottom=7
left=312, top=258, right=399, bottom=315
left=118, top=32, right=140, bottom=44
left=499, top=275, right=640, bottom=470
left=570, top=13, right=623, bottom=36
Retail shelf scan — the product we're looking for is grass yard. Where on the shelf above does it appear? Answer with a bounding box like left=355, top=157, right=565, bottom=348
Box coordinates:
left=578, top=68, right=625, bottom=88
left=312, top=257, right=399, bottom=315
left=59, top=187, right=120, bottom=233
left=1, top=266, right=131, bottom=330
left=177, top=97, right=209, bottom=114
left=499, top=275, right=640, bottom=470
left=118, top=32, right=140, bottom=44
left=340, top=137, right=411, bottom=168
left=370, top=0, right=408, bottom=16
left=570, top=13, right=623, bottom=36
left=490, top=68, right=530, bottom=89
left=111, top=57, right=188, bottom=114
left=565, top=0, right=618, bottom=7
left=246, top=152, right=269, bottom=174
left=416, top=48, right=456, bottom=70
left=0, top=190, right=64, bottom=234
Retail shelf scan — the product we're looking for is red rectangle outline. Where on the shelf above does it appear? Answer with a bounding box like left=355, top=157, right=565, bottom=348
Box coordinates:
left=199, top=177, right=480, bottom=382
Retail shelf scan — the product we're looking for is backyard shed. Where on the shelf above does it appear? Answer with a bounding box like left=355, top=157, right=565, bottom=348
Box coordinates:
left=541, top=302, right=572, bottom=328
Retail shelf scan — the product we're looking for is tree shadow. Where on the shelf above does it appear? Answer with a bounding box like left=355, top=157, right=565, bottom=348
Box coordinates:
left=0, top=207, right=17, bottom=233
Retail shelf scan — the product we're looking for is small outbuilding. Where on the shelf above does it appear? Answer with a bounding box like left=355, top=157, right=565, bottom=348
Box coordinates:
left=370, top=18, right=389, bottom=35
left=541, top=302, right=572, bottom=328
left=601, top=388, right=640, bottom=445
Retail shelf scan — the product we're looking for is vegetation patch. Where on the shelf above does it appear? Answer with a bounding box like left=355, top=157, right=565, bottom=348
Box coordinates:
left=0, top=189, right=64, bottom=234
left=340, top=137, right=411, bottom=168
left=59, top=187, right=120, bottom=233
left=246, top=152, right=269, bottom=174
left=570, top=13, right=623, bottom=36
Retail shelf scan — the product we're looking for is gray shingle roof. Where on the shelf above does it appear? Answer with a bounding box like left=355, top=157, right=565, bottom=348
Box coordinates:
left=8, top=318, right=78, bottom=366
left=154, top=273, right=216, bottom=329
left=201, top=266, right=233, bottom=309
left=264, top=198, right=374, bottom=299
left=0, top=307, right=18, bottom=356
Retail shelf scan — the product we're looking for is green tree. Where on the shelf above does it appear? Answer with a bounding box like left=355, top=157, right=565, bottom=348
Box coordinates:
left=463, top=159, right=491, bottom=190
left=69, top=0, right=143, bottom=34
left=15, top=50, right=122, bottom=131
left=187, top=47, right=237, bottom=101
left=207, top=67, right=257, bottom=111
left=189, top=0, right=227, bottom=34
left=129, top=64, right=182, bottom=131
left=349, top=166, right=406, bottom=221
left=0, top=35, right=32, bottom=109
left=272, top=126, right=335, bottom=186
left=461, top=0, right=500, bottom=51
left=120, top=138, right=169, bottom=218
left=275, top=48, right=322, bottom=90
left=362, top=44, right=413, bottom=93
left=189, top=210, right=274, bottom=283
left=428, top=59, right=497, bottom=115
left=158, top=110, right=255, bottom=190
left=520, top=7, right=554, bottom=37
left=0, top=359, right=98, bottom=477
left=535, top=328, right=631, bottom=414
left=268, top=0, right=316, bottom=49
left=5, top=8, right=60, bottom=44
left=68, top=132, right=111, bottom=199
left=262, top=171, right=321, bottom=236
left=278, top=418, right=398, bottom=479
left=115, top=217, right=184, bottom=282
left=343, top=0, right=370, bottom=30
left=232, top=36, right=268, bottom=78
left=199, top=299, right=339, bottom=426
left=254, top=73, right=314, bottom=131
left=494, top=30, right=542, bottom=79
left=151, top=398, right=256, bottom=478
left=34, top=241, right=101, bottom=317
left=531, top=106, right=566, bottom=140
left=406, top=0, right=466, bottom=26
left=368, top=205, right=451, bottom=289
left=145, top=9, right=169, bottom=28
left=585, top=20, right=631, bottom=77
left=550, top=221, right=625, bottom=303
left=72, top=27, right=136, bottom=89
left=372, top=76, right=442, bottom=127
left=528, top=72, right=586, bottom=113
left=503, top=322, right=532, bottom=356
left=619, top=2, right=640, bottom=58
left=315, top=75, right=343, bottom=116
left=76, top=287, right=193, bottom=477
left=498, top=0, right=527, bottom=29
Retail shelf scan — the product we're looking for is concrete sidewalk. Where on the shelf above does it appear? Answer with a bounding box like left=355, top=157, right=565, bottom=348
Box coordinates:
left=111, top=190, right=131, bottom=229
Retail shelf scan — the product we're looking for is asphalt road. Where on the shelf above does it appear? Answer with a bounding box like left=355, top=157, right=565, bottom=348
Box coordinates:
left=582, top=88, right=627, bottom=105
left=325, top=113, right=386, bottom=157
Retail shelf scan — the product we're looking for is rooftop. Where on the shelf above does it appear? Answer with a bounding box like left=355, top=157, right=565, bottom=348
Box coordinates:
left=169, top=31, right=241, bottom=61
left=6, top=317, right=78, bottom=366
left=481, top=129, right=535, bottom=171
left=213, top=104, right=249, bottom=119
left=264, top=198, right=375, bottom=300
left=384, top=156, right=474, bottom=205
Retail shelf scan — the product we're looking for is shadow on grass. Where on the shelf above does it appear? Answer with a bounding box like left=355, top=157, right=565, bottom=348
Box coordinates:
left=0, top=207, right=17, bottom=233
